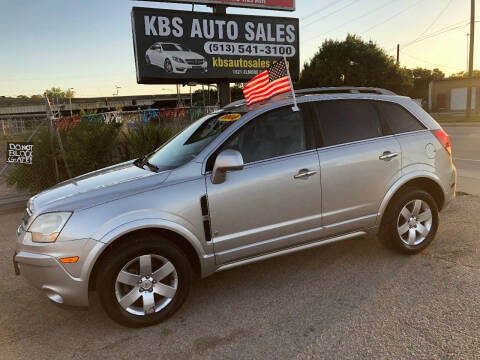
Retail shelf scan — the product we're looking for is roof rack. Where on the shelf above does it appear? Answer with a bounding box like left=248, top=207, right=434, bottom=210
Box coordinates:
left=222, top=87, right=396, bottom=110
left=295, top=87, right=396, bottom=96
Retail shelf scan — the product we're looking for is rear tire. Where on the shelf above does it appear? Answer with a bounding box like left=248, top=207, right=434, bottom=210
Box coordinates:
left=97, top=235, right=191, bottom=327
left=379, top=187, right=439, bottom=254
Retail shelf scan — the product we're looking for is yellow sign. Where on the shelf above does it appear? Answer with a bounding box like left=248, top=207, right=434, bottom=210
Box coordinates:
left=219, top=113, right=242, bottom=122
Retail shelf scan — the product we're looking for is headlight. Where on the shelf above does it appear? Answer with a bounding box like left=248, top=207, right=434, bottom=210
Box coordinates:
left=27, top=212, right=72, bottom=243
left=172, top=57, right=185, bottom=63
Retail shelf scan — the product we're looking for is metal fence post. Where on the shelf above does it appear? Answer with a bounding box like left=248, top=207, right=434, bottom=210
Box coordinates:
left=44, top=94, right=60, bottom=182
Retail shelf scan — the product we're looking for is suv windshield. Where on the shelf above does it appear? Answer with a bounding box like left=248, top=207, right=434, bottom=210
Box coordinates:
left=147, top=111, right=242, bottom=170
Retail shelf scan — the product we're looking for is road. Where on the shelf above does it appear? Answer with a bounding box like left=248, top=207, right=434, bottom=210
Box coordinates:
left=1, top=195, right=479, bottom=359
left=445, top=125, right=480, bottom=195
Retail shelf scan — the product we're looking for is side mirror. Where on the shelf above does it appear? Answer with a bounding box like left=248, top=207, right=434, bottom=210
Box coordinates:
left=211, top=149, right=244, bottom=184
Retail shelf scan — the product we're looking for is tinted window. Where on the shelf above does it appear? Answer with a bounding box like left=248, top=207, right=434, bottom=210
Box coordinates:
left=313, top=101, right=382, bottom=147
left=222, top=107, right=306, bottom=164
left=161, top=43, right=182, bottom=51
left=376, top=102, right=425, bottom=134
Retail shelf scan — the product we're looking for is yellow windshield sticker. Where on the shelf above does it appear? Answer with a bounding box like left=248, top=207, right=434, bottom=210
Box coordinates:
left=219, top=113, right=241, bottom=122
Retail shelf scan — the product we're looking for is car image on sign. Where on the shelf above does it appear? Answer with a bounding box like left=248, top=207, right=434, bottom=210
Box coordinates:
left=145, top=42, right=208, bottom=74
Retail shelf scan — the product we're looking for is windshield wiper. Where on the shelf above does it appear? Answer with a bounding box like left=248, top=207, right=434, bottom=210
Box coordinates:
left=134, top=156, right=159, bottom=173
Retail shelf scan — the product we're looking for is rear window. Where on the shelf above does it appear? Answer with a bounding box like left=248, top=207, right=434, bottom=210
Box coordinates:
left=313, top=100, right=383, bottom=147
left=376, top=102, right=425, bottom=134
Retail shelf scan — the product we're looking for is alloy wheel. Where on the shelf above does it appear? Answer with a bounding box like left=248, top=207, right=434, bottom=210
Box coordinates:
left=397, top=199, right=433, bottom=246
left=114, top=254, right=178, bottom=316
left=165, top=59, right=173, bottom=73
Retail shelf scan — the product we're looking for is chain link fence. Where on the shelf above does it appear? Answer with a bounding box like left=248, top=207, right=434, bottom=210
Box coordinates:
left=0, top=106, right=218, bottom=206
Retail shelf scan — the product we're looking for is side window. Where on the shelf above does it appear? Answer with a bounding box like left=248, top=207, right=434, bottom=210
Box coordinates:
left=376, top=102, right=425, bottom=134
left=222, top=107, right=307, bottom=164
left=313, top=100, right=383, bottom=147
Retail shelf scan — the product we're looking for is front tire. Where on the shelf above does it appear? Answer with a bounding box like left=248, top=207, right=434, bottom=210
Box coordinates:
left=379, top=188, right=439, bottom=254
left=164, top=59, right=173, bottom=73
left=97, top=235, right=192, bottom=327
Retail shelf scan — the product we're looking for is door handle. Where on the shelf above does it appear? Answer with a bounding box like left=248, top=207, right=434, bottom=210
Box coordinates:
left=379, top=151, right=399, bottom=161
left=294, top=169, right=317, bottom=179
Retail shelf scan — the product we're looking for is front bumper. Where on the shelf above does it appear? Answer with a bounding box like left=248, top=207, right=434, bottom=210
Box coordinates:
left=14, top=250, right=89, bottom=307
left=14, top=227, right=104, bottom=308
left=442, top=165, right=457, bottom=211
left=173, top=62, right=207, bottom=74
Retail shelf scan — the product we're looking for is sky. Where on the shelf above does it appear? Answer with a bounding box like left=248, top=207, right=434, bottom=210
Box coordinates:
left=0, top=0, right=477, bottom=98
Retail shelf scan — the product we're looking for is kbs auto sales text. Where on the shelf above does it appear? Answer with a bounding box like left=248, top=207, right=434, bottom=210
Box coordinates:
left=144, top=16, right=297, bottom=44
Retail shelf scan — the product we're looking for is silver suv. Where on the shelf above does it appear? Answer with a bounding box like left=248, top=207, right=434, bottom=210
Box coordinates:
left=14, top=87, right=456, bottom=327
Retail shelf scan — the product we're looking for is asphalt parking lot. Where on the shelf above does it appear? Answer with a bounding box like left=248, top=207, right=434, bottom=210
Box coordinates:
left=0, top=195, right=479, bottom=359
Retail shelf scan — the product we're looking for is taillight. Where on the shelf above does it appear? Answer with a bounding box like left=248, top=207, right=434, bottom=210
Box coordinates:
left=432, top=129, right=452, bottom=157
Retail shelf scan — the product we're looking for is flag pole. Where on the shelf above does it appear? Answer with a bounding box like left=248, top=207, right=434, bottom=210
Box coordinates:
left=284, top=56, right=299, bottom=112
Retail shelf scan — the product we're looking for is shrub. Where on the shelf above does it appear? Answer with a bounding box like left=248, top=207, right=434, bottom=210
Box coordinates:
left=60, top=120, right=122, bottom=177
left=7, top=121, right=175, bottom=193
left=119, top=122, right=175, bottom=161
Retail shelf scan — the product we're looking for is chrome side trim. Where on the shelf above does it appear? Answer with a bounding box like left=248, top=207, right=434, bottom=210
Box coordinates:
left=215, top=231, right=366, bottom=273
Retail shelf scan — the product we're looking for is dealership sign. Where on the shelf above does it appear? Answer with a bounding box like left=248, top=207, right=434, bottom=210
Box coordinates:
left=6, top=142, right=33, bottom=165
left=131, top=7, right=299, bottom=84
left=135, top=0, right=295, bottom=12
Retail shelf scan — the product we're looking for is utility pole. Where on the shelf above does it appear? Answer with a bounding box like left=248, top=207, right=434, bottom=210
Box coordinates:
left=68, top=87, right=74, bottom=116
left=396, top=44, right=400, bottom=65
left=466, top=0, right=475, bottom=120
left=466, top=33, right=470, bottom=72
left=213, top=5, right=231, bottom=107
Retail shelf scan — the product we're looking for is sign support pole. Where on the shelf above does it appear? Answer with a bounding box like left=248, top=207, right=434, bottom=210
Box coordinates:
left=213, top=5, right=231, bottom=107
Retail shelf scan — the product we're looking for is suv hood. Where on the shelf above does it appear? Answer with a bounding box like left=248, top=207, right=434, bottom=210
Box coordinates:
left=29, top=161, right=170, bottom=213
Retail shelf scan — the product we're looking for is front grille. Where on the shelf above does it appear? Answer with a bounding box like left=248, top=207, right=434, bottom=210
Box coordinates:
left=186, top=59, right=203, bottom=65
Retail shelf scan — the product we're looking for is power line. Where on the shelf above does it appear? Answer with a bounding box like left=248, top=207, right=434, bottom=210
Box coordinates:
left=302, top=0, right=361, bottom=29
left=403, top=20, right=479, bottom=48
left=361, top=0, right=425, bottom=35
left=303, top=0, right=399, bottom=43
left=300, top=0, right=344, bottom=21
left=384, top=19, right=472, bottom=52
left=404, top=0, right=454, bottom=48
left=400, top=51, right=460, bottom=70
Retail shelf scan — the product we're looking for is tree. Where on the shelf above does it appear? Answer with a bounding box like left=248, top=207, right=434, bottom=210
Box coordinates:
left=296, top=34, right=412, bottom=95
left=16, top=95, right=29, bottom=99
left=30, top=94, right=43, bottom=99
left=406, top=67, right=445, bottom=101
left=448, top=70, right=480, bottom=79
left=44, top=87, right=75, bottom=100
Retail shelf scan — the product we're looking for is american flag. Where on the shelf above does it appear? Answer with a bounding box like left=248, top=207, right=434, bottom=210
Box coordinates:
left=242, top=58, right=292, bottom=105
